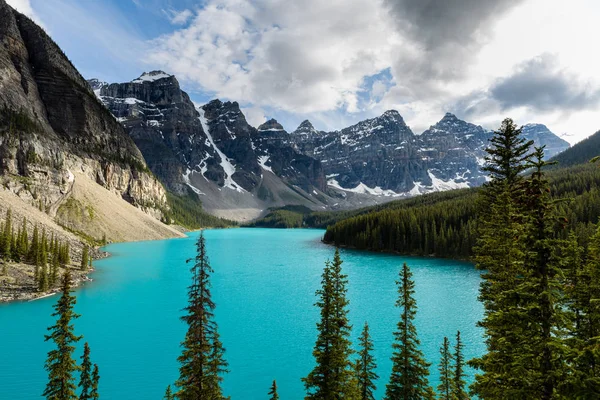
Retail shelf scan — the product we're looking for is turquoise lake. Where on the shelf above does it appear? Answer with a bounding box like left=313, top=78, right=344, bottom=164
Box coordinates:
left=0, top=228, right=484, bottom=399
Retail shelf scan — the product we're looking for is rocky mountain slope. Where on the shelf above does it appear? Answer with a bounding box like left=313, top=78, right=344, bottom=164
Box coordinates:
left=91, top=68, right=570, bottom=219
left=521, top=123, right=570, bottom=158
left=291, top=112, right=569, bottom=196
left=91, top=74, right=338, bottom=221
left=0, top=0, right=179, bottom=241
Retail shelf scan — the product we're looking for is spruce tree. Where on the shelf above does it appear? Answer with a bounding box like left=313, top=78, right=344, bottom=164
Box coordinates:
left=385, top=263, right=434, bottom=399
left=43, top=270, right=82, bottom=399
left=207, top=329, right=229, bottom=398
left=39, top=263, right=49, bottom=292
left=452, top=331, right=467, bottom=400
left=29, top=224, right=39, bottom=267
left=79, top=342, right=93, bottom=400
left=81, top=246, right=89, bottom=271
left=518, top=147, right=569, bottom=398
left=268, top=380, right=280, bottom=400
left=303, top=249, right=356, bottom=399
left=567, top=223, right=600, bottom=395
left=175, top=232, right=227, bottom=399
left=90, top=364, right=100, bottom=399
left=437, top=337, right=453, bottom=400
left=18, top=217, right=28, bottom=261
left=355, top=322, right=377, bottom=400
left=164, top=385, right=174, bottom=400
left=1, top=208, right=13, bottom=259
left=469, top=119, right=534, bottom=398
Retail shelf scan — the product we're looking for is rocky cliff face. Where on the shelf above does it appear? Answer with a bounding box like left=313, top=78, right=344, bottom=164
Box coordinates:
left=90, top=74, right=331, bottom=219
left=521, top=123, right=570, bottom=158
left=291, top=112, right=569, bottom=196
left=0, top=1, right=168, bottom=227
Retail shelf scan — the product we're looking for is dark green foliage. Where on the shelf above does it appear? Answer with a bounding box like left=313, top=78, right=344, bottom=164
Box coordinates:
left=81, top=246, right=89, bottom=271
left=385, top=263, right=434, bottom=400
left=164, top=385, right=174, bottom=400
left=247, top=208, right=305, bottom=228
left=79, top=342, right=93, bottom=400
left=0, top=106, right=41, bottom=136
left=452, top=332, right=467, bottom=400
left=268, top=380, right=280, bottom=400
left=175, top=232, right=228, bottom=399
left=437, top=337, right=453, bottom=400
left=90, top=364, right=100, bottom=400
left=1, top=209, right=13, bottom=259
left=164, top=189, right=235, bottom=229
left=355, top=322, right=378, bottom=400
left=43, top=270, right=82, bottom=399
left=565, top=224, right=600, bottom=396
left=551, top=128, right=600, bottom=168
left=303, top=249, right=356, bottom=399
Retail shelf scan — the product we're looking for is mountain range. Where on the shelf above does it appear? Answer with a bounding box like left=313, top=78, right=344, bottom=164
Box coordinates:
left=0, top=0, right=571, bottom=233
left=89, top=71, right=569, bottom=220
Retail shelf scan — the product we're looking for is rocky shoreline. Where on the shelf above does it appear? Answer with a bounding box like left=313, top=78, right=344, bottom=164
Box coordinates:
left=0, top=248, right=109, bottom=303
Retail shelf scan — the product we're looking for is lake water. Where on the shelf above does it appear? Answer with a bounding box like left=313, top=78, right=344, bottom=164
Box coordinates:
left=0, top=228, right=484, bottom=399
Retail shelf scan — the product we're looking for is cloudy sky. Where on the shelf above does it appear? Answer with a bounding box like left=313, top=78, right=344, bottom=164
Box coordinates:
left=8, top=0, right=600, bottom=143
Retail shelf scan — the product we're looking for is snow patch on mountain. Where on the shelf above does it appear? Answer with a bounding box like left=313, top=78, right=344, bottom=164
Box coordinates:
left=198, top=108, right=246, bottom=193
left=182, top=169, right=205, bottom=195
left=328, top=179, right=403, bottom=197
left=133, top=71, right=173, bottom=83
left=258, top=155, right=273, bottom=173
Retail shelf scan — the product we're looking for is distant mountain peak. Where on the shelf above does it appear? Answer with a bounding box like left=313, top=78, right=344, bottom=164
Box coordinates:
left=441, top=112, right=459, bottom=121
left=298, top=119, right=315, bottom=130
left=381, top=109, right=402, bottom=119
left=258, top=118, right=285, bottom=132
left=132, top=70, right=173, bottom=83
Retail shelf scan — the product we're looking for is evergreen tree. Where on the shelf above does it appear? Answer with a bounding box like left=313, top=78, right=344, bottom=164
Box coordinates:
left=452, top=331, right=467, bottom=400
left=79, top=342, right=93, bottom=400
left=43, top=270, right=82, bottom=399
left=385, top=263, right=434, bottom=399
left=18, top=217, right=28, bottom=261
left=175, top=232, right=227, bottom=399
left=518, top=147, right=570, bottom=398
left=207, top=329, right=229, bottom=398
left=303, top=249, right=356, bottom=399
left=437, top=337, right=454, bottom=400
left=90, top=364, right=100, bottom=400
left=1, top=208, right=13, bottom=259
left=164, top=385, right=174, bottom=400
left=51, top=250, right=60, bottom=287
left=469, top=119, right=534, bottom=398
left=567, top=223, right=600, bottom=395
left=39, top=263, right=49, bottom=292
left=81, top=246, right=89, bottom=271
left=268, top=380, right=280, bottom=400
left=355, top=322, right=377, bottom=400
left=29, top=224, right=39, bottom=267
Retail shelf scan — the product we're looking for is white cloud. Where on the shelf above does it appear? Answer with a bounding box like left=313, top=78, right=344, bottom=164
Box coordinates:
left=241, top=106, right=266, bottom=127
left=163, top=8, right=193, bottom=25
left=138, top=0, right=600, bottom=141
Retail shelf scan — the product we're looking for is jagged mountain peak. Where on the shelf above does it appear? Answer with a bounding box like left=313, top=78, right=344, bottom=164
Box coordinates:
left=258, top=118, right=286, bottom=132
left=521, top=123, right=570, bottom=158
left=132, top=70, right=174, bottom=83
left=380, top=109, right=404, bottom=121
left=294, top=119, right=320, bottom=135
left=440, top=112, right=459, bottom=121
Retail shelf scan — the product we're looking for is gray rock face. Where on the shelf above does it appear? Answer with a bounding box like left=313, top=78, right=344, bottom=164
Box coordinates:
left=521, top=123, right=570, bottom=158
left=291, top=112, right=569, bottom=195
left=90, top=75, right=327, bottom=200
left=0, top=1, right=168, bottom=219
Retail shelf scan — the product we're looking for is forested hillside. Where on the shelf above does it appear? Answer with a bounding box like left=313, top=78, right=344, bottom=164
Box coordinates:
left=322, top=161, right=600, bottom=258
left=551, top=129, right=600, bottom=167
